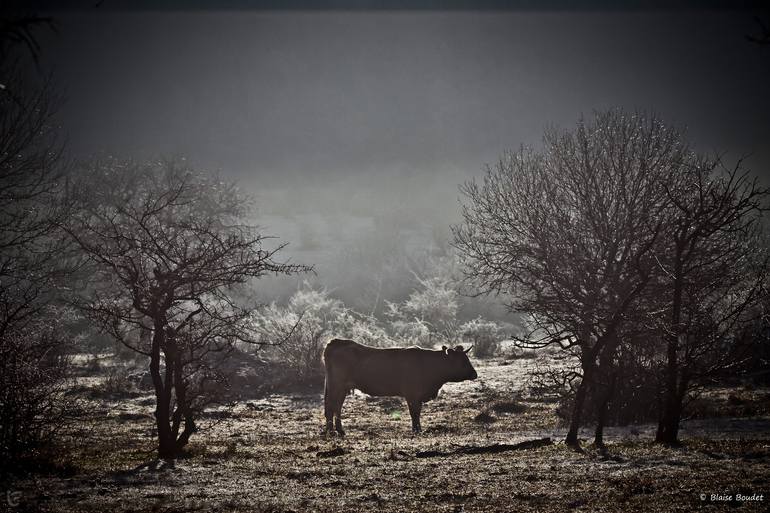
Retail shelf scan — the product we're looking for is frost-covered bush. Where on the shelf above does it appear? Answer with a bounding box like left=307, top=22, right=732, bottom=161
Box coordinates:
left=253, top=288, right=392, bottom=388
left=460, top=317, right=502, bottom=358
left=388, top=316, right=433, bottom=348
left=384, top=276, right=461, bottom=348
left=102, top=364, right=134, bottom=396
left=0, top=309, right=78, bottom=465
left=253, top=289, right=343, bottom=386
left=339, top=312, right=395, bottom=348
left=402, top=277, right=459, bottom=342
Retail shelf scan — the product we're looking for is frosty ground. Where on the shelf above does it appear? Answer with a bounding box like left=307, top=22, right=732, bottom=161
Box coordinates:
left=8, top=356, right=770, bottom=513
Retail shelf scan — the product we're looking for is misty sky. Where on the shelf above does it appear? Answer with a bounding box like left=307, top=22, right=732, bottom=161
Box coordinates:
left=32, top=4, right=770, bottom=250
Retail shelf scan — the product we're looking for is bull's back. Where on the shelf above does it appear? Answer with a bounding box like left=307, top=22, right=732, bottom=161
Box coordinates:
left=323, top=339, right=429, bottom=397
left=323, top=338, right=384, bottom=373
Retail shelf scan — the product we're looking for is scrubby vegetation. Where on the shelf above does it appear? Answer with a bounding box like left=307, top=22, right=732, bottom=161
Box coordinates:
left=251, top=285, right=507, bottom=391
left=461, top=317, right=504, bottom=359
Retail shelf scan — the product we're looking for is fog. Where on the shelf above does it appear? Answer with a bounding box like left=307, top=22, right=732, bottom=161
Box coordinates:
left=37, top=5, right=770, bottom=312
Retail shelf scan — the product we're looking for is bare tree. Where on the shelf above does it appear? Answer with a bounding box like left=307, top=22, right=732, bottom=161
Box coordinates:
left=453, top=110, right=689, bottom=447
left=0, top=12, right=78, bottom=467
left=652, top=158, right=769, bottom=444
left=63, top=158, right=310, bottom=458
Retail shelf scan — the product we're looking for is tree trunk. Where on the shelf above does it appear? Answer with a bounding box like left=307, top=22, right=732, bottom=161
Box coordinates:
left=170, top=347, right=196, bottom=452
left=176, top=412, right=197, bottom=450
left=593, top=368, right=616, bottom=446
left=655, top=343, right=681, bottom=445
left=149, top=319, right=188, bottom=458
left=656, top=248, right=684, bottom=445
left=149, top=321, right=175, bottom=458
left=593, top=341, right=618, bottom=446
left=658, top=372, right=690, bottom=445
left=594, top=403, right=606, bottom=446
left=657, top=399, right=683, bottom=444
left=566, top=359, right=594, bottom=447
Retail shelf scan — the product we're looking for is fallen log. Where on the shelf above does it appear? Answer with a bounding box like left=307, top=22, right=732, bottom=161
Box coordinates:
left=317, top=447, right=346, bottom=458
left=415, top=437, right=552, bottom=458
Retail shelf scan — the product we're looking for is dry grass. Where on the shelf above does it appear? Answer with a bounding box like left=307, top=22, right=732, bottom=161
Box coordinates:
left=6, top=358, right=770, bottom=513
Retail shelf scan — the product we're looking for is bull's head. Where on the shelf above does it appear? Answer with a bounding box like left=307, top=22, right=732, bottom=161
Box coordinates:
left=441, top=345, right=478, bottom=382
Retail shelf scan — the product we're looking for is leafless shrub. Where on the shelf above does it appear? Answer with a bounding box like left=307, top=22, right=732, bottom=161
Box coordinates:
left=101, top=364, right=135, bottom=396
left=254, top=287, right=395, bottom=390
left=0, top=311, right=80, bottom=468
left=459, top=317, right=502, bottom=358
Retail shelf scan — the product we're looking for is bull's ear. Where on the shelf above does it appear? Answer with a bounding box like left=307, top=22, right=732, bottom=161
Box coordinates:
left=442, top=345, right=448, bottom=353
left=454, top=345, right=464, bottom=353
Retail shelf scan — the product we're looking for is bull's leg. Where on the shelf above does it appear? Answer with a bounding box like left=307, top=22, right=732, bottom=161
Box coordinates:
left=323, top=378, right=334, bottom=434
left=407, top=400, right=423, bottom=433
left=333, top=389, right=347, bottom=436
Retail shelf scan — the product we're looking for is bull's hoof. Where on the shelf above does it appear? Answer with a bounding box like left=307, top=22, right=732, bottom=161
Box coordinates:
left=335, top=428, right=346, bottom=437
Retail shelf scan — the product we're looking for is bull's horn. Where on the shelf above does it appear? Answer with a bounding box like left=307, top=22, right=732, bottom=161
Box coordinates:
left=464, top=345, right=473, bottom=354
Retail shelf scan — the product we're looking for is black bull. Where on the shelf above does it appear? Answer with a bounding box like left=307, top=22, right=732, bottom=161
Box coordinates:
left=322, top=338, right=478, bottom=434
